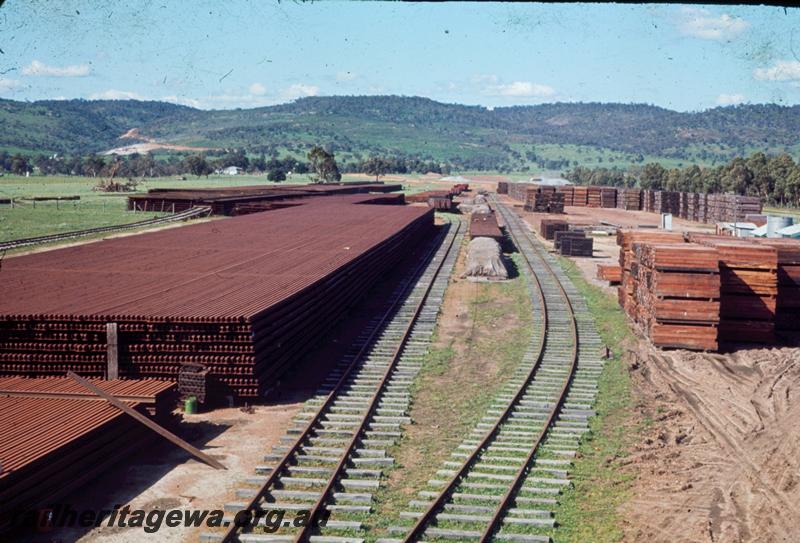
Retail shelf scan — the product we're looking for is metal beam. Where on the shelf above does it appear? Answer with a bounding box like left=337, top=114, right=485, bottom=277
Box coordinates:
left=67, top=371, right=226, bottom=470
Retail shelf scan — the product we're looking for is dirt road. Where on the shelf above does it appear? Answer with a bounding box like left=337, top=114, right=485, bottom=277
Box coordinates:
left=622, top=343, right=800, bottom=542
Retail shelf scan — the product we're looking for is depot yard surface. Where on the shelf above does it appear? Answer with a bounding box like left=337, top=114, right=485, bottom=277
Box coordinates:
left=3, top=173, right=800, bottom=543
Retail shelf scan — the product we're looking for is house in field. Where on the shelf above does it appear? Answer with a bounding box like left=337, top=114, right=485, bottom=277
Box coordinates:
left=219, top=166, right=242, bottom=175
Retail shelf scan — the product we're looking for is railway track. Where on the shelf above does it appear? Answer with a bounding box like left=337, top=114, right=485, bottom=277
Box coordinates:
left=201, top=217, right=464, bottom=543
left=0, top=205, right=211, bottom=251
left=376, top=202, right=603, bottom=543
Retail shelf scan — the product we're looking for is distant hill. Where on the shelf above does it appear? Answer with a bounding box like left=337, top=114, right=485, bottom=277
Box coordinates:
left=2, top=96, right=799, bottom=169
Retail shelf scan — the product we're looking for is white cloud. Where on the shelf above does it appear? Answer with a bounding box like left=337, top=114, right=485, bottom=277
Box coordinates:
left=716, top=93, right=745, bottom=106
left=486, top=81, right=555, bottom=98
left=472, top=74, right=499, bottom=84
left=206, top=93, right=273, bottom=107
left=249, top=82, right=267, bottom=95
left=22, top=60, right=91, bottom=77
left=677, top=7, right=749, bottom=41
left=282, top=83, right=319, bottom=100
left=336, top=71, right=357, bottom=82
left=162, top=95, right=203, bottom=108
left=89, top=89, right=145, bottom=100
left=0, top=78, right=21, bottom=91
left=754, top=60, right=800, bottom=81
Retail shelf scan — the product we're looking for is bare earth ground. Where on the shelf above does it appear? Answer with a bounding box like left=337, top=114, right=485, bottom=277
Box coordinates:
left=622, top=344, right=800, bottom=543
left=25, top=403, right=301, bottom=543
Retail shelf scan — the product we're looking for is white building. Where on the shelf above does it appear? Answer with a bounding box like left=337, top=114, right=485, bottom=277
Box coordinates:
left=220, top=166, right=242, bottom=175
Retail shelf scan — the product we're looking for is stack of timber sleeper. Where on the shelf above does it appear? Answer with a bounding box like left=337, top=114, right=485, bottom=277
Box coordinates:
left=616, top=188, right=642, bottom=211
left=559, top=235, right=593, bottom=257
left=596, top=264, right=623, bottom=284
left=537, top=218, right=569, bottom=240
left=616, top=230, right=686, bottom=317
left=633, top=243, right=721, bottom=351
left=688, top=234, right=778, bottom=344
left=557, top=185, right=575, bottom=206
left=754, top=239, right=800, bottom=331
left=553, top=230, right=587, bottom=251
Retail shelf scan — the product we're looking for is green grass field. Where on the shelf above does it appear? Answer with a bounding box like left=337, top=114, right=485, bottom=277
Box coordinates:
left=0, top=173, right=327, bottom=242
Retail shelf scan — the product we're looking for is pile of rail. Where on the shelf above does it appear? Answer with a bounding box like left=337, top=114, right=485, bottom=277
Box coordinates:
left=0, top=206, right=211, bottom=252
left=374, top=201, right=603, bottom=543
left=127, top=182, right=401, bottom=215
left=200, top=218, right=463, bottom=543
left=0, top=195, right=434, bottom=399
left=617, top=230, right=800, bottom=350
left=0, top=376, right=175, bottom=533
left=469, top=211, right=504, bottom=241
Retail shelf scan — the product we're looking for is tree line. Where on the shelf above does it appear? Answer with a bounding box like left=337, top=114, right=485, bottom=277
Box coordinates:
left=564, top=152, right=800, bottom=207
left=0, top=147, right=452, bottom=182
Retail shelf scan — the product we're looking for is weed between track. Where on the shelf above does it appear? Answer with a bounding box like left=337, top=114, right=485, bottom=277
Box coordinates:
left=366, top=251, right=534, bottom=542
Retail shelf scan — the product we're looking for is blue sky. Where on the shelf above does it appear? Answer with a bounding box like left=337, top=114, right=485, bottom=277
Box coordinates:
left=1, top=1, right=799, bottom=111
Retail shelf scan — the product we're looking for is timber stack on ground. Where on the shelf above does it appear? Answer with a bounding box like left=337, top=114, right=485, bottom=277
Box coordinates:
left=557, top=185, right=574, bottom=206
left=523, top=186, right=565, bottom=213
left=617, top=230, right=686, bottom=316
left=688, top=234, right=778, bottom=344
left=755, top=239, right=800, bottom=331
left=537, top=218, right=568, bottom=240
left=633, top=243, right=721, bottom=351
left=572, top=186, right=588, bottom=207
left=597, top=264, right=622, bottom=284
left=554, top=230, right=587, bottom=251
left=616, top=188, right=642, bottom=210
left=559, top=235, right=593, bottom=257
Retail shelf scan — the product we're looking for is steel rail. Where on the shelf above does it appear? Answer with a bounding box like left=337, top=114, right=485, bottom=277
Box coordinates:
left=218, top=218, right=461, bottom=543
left=0, top=205, right=211, bottom=251
left=292, top=218, right=461, bottom=543
left=476, top=203, right=580, bottom=543
left=399, top=201, right=580, bottom=543
left=399, top=217, right=549, bottom=543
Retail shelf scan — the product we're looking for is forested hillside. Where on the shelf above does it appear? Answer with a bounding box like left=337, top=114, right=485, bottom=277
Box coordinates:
left=2, top=96, right=800, bottom=170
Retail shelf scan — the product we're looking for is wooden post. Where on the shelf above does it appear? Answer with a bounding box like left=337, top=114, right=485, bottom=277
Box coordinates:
left=106, top=322, right=119, bottom=380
